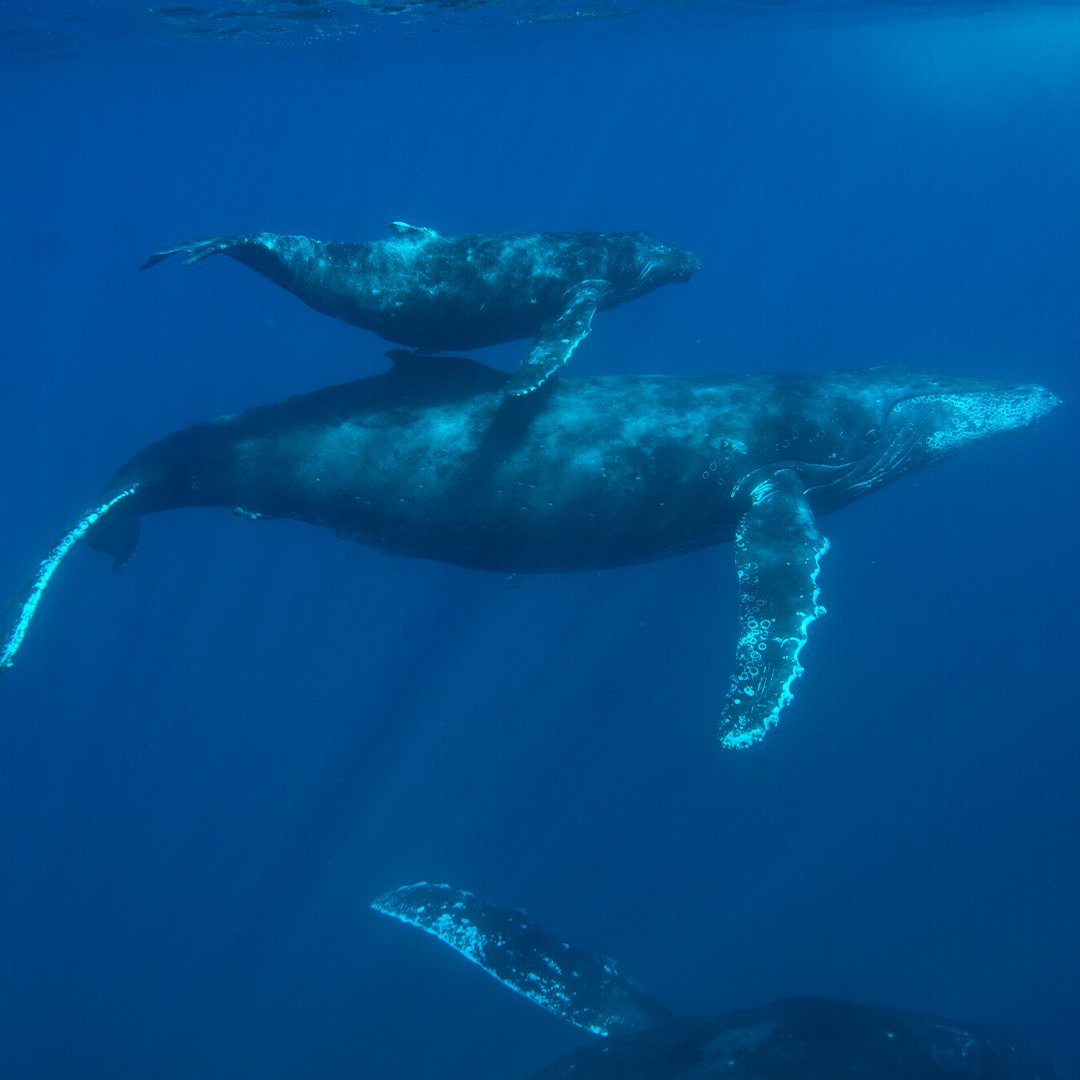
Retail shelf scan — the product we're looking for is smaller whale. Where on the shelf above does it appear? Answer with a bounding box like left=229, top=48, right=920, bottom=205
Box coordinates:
left=141, top=223, right=700, bottom=395
left=373, top=881, right=1063, bottom=1079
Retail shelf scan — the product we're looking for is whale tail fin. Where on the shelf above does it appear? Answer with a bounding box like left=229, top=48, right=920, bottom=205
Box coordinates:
left=83, top=506, right=141, bottom=572
left=0, top=485, right=140, bottom=676
left=140, top=236, right=249, bottom=271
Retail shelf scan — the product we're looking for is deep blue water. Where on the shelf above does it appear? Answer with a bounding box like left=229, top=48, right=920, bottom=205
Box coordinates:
left=1, top=3, right=1078, bottom=1078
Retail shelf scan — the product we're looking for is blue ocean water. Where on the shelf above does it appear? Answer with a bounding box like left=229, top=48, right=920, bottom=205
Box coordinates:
left=1, top=2, right=1077, bottom=1077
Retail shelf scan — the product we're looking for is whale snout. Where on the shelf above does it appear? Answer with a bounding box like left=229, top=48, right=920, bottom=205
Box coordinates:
left=672, top=248, right=701, bottom=281
left=1022, top=385, right=1062, bottom=423
left=635, top=239, right=700, bottom=284
left=915, top=382, right=1060, bottom=456
left=977, top=383, right=1060, bottom=434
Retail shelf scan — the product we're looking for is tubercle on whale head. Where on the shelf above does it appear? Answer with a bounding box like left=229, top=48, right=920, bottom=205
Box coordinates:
left=905, top=384, right=1060, bottom=455
left=879, top=381, right=1059, bottom=474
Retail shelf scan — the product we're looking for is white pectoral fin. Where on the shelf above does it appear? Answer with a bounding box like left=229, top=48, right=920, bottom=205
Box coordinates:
left=506, top=279, right=610, bottom=396
left=371, top=881, right=671, bottom=1035
left=719, top=469, right=828, bottom=749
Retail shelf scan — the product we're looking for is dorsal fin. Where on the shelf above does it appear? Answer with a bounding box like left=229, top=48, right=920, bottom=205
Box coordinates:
left=387, top=221, right=439, bottom=240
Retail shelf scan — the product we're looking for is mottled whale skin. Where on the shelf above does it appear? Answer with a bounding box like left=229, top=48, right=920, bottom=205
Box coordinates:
left=141, top=223, right=700, bottom=394
left=0, top=354, right=1057, bottom=747
left=374, top=881, right=1063, bottom=1080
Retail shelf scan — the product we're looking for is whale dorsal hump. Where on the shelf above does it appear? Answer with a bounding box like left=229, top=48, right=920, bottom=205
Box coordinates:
left=387, top=221, right=440, bottom=240
left=384, top=349, right=511, bottom=396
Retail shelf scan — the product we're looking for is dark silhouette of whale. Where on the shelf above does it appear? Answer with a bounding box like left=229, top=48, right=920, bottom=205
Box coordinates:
left=141, top=223, right=701, bottom=395
left=373, top=881, right=1062, bottom=1079
left=0, top=354, right=1057, bottom=746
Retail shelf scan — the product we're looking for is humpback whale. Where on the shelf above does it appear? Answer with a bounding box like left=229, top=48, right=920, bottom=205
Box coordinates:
left=373, top=881, right=1063, bottom=1079
left=141, top=224, right=700, bottom=395
left=0, top=354, right=1057, bottom=747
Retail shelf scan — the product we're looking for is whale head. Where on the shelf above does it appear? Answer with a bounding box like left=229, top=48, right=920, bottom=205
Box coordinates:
left=623, top=232, right=700, bottom=292
left=819, top=367, right=1060, bottom=500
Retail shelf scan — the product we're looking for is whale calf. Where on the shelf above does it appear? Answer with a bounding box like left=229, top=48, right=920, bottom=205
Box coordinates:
left=373, top=881, right=1063, bottom=1079
left=0, top=354, right=1057, bottom=746
left=141, top=223, right=701, bottom=395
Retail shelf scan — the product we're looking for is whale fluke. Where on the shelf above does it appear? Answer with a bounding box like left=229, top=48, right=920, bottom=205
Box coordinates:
left=0, top=485, right=140, bottom=675
left=140, top=235, right=265, bottom=271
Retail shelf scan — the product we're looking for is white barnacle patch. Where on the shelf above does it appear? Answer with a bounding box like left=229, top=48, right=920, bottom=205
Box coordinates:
left=701, top=434, right=748, bottom=484
left=371, top=882, right=668, bottom=1038
left=712, top=436, right=748, bottom=456
left=519, top=971, right=577, bottom=1018
left=427, top=912, right=498, bottom=967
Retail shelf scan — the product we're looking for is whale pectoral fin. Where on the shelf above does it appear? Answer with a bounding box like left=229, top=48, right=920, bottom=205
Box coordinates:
left=720, top=469, right=828, bottom=749
left=140, top=235, right=255, bottom=271
left=372, top=882, right=671, bottom=1036
left=387, top=221, right=440, bottom=240
left=506, top=279, right=610, bottom=397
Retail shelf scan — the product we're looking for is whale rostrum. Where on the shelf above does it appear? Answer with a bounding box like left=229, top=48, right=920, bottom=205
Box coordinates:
left=0, top=354, right=1058, bottom=747
left=141, top=223, right=701, bottom=395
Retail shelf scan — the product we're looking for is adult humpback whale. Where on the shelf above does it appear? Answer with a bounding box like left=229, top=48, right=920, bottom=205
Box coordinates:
left=373, top=881, right=1062, bottom=1079
left=0, top=355, right=1057, bottom=747
left=141, top=223, right=700, bottom=395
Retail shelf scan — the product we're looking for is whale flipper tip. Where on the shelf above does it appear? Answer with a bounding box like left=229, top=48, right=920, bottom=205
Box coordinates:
left=506, top=279, right=609, bottom=396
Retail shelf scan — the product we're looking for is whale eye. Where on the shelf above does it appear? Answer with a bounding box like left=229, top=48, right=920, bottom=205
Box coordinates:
left=863, top=427, right=881, bottom=445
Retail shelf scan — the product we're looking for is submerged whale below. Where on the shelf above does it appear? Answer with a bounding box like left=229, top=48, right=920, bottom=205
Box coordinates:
left=0, top=353, right=1057, bottom=746
left=142, top=223, right=701, bottom=395
left=373, top=881, right=1063, bottom=1079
